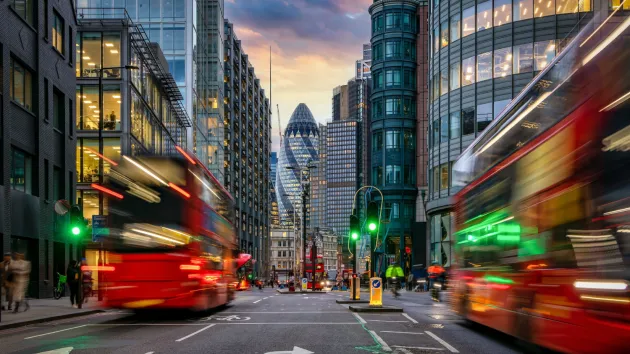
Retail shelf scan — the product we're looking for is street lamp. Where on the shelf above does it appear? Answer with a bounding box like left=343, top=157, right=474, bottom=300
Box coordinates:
left=95, top=65, right=138, bottom=302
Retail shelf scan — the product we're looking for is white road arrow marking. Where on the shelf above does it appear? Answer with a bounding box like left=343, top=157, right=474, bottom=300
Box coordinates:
left=265, top=346, right=314, bottom=354
left=35, top=347, right=74, bottom=354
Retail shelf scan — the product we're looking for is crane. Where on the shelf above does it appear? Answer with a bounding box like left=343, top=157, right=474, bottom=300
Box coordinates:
left=277, top=104, right=282, bottom=146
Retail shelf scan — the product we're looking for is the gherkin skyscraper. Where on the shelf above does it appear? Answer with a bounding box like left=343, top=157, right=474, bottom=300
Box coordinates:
left=276, top=104, right=320, bottom=226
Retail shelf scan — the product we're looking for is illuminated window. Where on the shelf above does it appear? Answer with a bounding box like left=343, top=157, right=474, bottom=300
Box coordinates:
left=477, top=1, right=493, bottom=31
left=610, top=0, right=628, bottom=10
left=476, top=52, right=492, bottom=82
left=534, top=0, right=555, bottom=17
left=434, top=27, right=440, bottom=53
left=76, top=138, right=121, bottom=183
left=450, top=14, right=461, bottom=42
left=534, top=40, right=556, bottom=70
left=462, top=7, right=475, bottom=37
left=462, top=57, right=475, bottom=86
left=514, top=0, right=534, bottom=20
left=52, top=11, right=64, bottom=54
left=432, top=168, right=439, bottom=193
left=494, top=47, right=512, bottom=78
left=513, top=43, right=534, bottom=73
left=440, top=164, right=449, bottom=190
left=10, top=58, right=33, bottom=112
left=440, top=20, right=449, bottom=48
left=450, top=62, right=460, bottom=90
left=494, top=0, right=512, bottom=26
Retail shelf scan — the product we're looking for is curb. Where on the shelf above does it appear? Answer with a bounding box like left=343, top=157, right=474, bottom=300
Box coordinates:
left=349, top=305, right=403, bottom=313
left=0, top=310, right=104, bottom=330
left=336, top=299, right=370, bottom=304
left=276, top=290, right=330, bottom=295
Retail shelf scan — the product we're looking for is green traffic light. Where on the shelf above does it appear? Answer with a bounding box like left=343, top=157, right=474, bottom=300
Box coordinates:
left=368, top=222, right=377, bottom=231
left=71, top=226, right=81, bottom=236
left=351, top=232, right=359, bottom=240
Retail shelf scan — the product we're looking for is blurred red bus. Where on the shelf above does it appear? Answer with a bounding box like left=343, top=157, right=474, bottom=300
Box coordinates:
left=100, top=153, right=239, bottom=311
left=450, top=16, right=630, bottom=354
left=305, top=256, right=325, bottom=290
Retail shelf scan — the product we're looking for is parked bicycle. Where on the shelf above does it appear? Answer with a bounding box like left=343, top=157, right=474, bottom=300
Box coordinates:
left=53, top=272, right=67, bottom=299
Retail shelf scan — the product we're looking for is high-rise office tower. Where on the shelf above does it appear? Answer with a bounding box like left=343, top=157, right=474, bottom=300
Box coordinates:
left=310, top=124, right=327, bottom=229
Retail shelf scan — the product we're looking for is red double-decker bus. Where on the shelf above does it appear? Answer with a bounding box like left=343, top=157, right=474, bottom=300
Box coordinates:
left=450, top=15, right=630, bottom=354
left=100, top=150, right=239, bottom=311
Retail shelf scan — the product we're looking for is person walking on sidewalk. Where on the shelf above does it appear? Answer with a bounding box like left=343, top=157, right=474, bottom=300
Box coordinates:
left=1, top=252, right=13, bottom=311
left=9, top=252, right=31, bottom=312
left=407, top=272, right=414, bottom=291
left=66, top=260, right=80, bottom=308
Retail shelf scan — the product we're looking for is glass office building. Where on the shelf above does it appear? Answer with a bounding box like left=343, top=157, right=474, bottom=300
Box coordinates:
left=426, top=0, right=596, bottom=267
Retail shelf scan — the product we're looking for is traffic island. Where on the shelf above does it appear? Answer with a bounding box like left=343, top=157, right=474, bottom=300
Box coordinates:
left=336, top=299, right=369, bottom=304
left=348, top=305, right=403, bottom=313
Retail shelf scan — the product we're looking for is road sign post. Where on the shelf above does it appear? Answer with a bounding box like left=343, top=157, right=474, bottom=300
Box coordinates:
left=92, top=215, right=109, bottom=242
left=369, top=277, right=383, bottom=307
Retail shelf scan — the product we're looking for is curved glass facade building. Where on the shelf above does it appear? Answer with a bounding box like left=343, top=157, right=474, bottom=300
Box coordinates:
left=276, top=104, right=320, bottom=226
left=426, top=0, right=596, bottom=267
left=369, top=0, right=425, bottom=264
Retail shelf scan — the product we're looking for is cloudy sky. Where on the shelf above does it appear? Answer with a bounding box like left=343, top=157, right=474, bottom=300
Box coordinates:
left=225, top=0, right=372, bottom=151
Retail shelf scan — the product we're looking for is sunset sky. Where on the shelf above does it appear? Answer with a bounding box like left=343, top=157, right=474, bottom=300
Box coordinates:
left=225, top=0, right=372, bottom=151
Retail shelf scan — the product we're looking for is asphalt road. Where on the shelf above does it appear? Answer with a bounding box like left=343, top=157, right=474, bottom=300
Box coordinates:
left=0, top=289, right=524, bottom=354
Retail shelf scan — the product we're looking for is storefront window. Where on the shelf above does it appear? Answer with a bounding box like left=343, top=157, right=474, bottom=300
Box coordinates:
left=76, top=138, right=121, bottom=183
left=514, top=0, right=534, bottom=20
left=534, top=40, right=556, bottom=70
left=450, top=14, right=461, bottom=42
left=535, top=0, right=555, bottom=17
left=450, top=62, right=460, bottom=90
left=462, top=7, right=475, bottom=37
left=494, top=47, right=512, bottom=78
left=477, top=52, right=492, bottom=82
left=477, top=1, right=493, bottom=31
left=495, top=0, right=513, bottom=26
left=462, top=56, right=475, bottom=86
left=514, top=43, right=534, bottom=73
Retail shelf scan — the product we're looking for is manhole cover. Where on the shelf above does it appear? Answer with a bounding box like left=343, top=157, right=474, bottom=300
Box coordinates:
left=427, top=314, right=459, bottom=320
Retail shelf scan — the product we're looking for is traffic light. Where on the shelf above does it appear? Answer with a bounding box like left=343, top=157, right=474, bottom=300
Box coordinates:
left=349, top=214, right=360, bottom=240
left=69, top=206, right=87, bottom=238
left=366, top=201, right=379, bottom=234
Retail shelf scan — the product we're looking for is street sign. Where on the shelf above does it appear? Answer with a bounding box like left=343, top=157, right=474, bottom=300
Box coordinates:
left=371, top=279, right=381, bottom=289
left=92, top=215, right=109, bottom=242
left=370, top=277, right=383, bottom=307
left=301, top=278, right=307, bottom=290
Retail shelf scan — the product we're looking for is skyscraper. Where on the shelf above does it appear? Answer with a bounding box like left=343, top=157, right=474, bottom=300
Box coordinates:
left=369, top=0, right=428, bottom=269
left=276, top=104, right=320, bottom=227
left=310, top=124, right=327, bottom=229
left=356, top=43, right=372, bottom=80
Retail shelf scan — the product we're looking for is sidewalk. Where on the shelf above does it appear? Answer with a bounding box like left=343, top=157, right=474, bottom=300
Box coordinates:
left=0, top=297, right=103, bottom=330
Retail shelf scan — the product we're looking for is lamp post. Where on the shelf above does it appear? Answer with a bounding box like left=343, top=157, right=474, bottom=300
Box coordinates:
left=286, top=163, right=316, bottom=281
left=283, top=194, right=299, bottom=279
left=95, top=65, right=137, bottom=301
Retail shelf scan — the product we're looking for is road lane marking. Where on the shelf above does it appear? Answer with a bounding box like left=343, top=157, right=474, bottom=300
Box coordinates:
left=402, top=313, right=418, bottom=324
left=368, top=320, right=408, bottom=323
left=222, top=311, right=346, bottom=313
left=352, top=313, right=367, bottom=324
left=425, top=331, right=459, bottom=353
left=263, top=297, right=269, bottom=299
left=144, top=352, right=154, bottom=354
left=394, top=347, right=414, bottom=354
left=380, top=331, right=424, bottom=335
left=212, top=322, right=360, bottom=325
left=369, top=330, right=392, bottom=352
left=393, top=346, right=444, bottom=351
left=253, top=299, right=262, bottom=303
left=24, top=325, right=87, bottom=339
left=175, top=324, right=215, bottom=342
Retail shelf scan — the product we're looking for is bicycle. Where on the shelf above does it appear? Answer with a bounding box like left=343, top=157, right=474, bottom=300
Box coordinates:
left=53, top=273, right=67, bottom=299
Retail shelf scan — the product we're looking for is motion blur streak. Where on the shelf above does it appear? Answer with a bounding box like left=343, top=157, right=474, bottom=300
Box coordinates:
left=580, top=295, right=630, bottom=304
left=168, top=182, right=191, bottom=199
left=582, top=15, right=630, bottom=65
left=600, top=91, right=630, bottom=112
left=122, top=155, right=168, bottom=185
left=580, top=0, right=627, bottom=47
left=131, top=228, right=185, bottom=245
left=175, top=146, right=197, bottom=165
left=574, top=280, right=628, bottom=290
left=190, top=169, right=220, bottom=199
left=91, top=183, right=124, bottom=199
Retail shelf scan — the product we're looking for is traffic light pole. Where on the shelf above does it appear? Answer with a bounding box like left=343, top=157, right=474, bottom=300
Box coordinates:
left=302, top=189, right=307, bottom=280
left=350, top=186, right=384, bottom=277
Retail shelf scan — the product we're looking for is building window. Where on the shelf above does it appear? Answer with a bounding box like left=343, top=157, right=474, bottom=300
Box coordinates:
left=440, top=164, right=449, bottom=190
left=402, top=13, right=414, bottom=30
left=432, top=168, right=439, bottom=193
left=385, top=40, right=401, bottom=58
left=477, top=52, right=492, bottom=82
left=514, top=0, right=534, bottom=20
left=373, top=99, right=383, bottom=118
left=11, top=147, right=33, bottom=194
left=53, top=88, right=64, bottom=132
left=79, top=32, right=122, bottom=78
left=53, top=167, right=62, bottom=203
left=514, top=43, right=534, bottom=73
left=462, top=107, right=475, bottom=135
left=403, top=69, right=415, bottom=88
left=440, top=20, right=449, bottom=48
left=535, top=0, right=555, bottom=16
left=462, top=56, right=475, bottom=86
left=403, top=41, right=416, bottom=60
left=373, top=70, right=383, bottom=89
left=373, top=14, right=384, bottom=33
left=385, top=98, right=401, bottom=116
left=610, top=0, right=628, bottom=9
left=391, top=203, right=400, bottom=219
left=450, top=62, right=460, bottom=90
left=495, top=0, right=513, bottom=26
left=385, top=69, right=401, bottom=87
left=433, top=27, right=439, bottom=53
left=432, top=74, right=440, bottom=100
left=10, top=58, right=33, bottom=112
left=450, top=112, right=461, bottom=139
left=386, top=165, right=401, bottom=184
left=403, top=98, right=415, bottom=116
left=440, top=115, right=449, bottom=142
left=440, top=70, right=448, bottom=96
left=433, top=118, right=440, bottom=144
left=76, top=138, right=121, bottom=183
left=534, top=40, right=556, bottom=70
left=477, top=102, right=493, bottom=133
left=494, top=99, right=512, bottom=118
left=450, top=14, right=461, bottom=42
left=372, top=131, right=383, bottom=151
left=12, top=0, right=34, bottom=25
left=53, top=11, right=64, bottom=54
left=372, top=166, right=383, bottom=185
left=494, top=47, right=512, bottom=78
left=373, top=43, right=383, bottom=61
left=404, top=130, right=415, bottom=150
left=385, top=130, right=401, bottom=149
left=44, top=159, right=50, bottom=200
left=462, top=7, right=475, bottom=37
left=386, top=12, right=401, bottom=29
left=477, top=1, right=493, bottom=31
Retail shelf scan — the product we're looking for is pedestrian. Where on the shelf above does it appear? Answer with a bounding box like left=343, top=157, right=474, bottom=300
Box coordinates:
left=407, top=272, right=414, bottom=291
left=1, top=252, right=13, bottom=311
left=67, top=260, right=80, bottom=308
left=9, top=252, right=31, bottom=312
